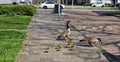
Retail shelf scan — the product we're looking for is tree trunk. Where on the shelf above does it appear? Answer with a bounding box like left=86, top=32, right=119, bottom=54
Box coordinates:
left=62, top=0, right=64, bottom=4
left=66, top=0, right=68, bottom=4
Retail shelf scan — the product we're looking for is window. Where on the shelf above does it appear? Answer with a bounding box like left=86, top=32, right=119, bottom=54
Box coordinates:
left=46, top=2, right=54, bottom=4
left=96, top=1, right=102, bottom=4
left=97, top=0, right=102, bottom=1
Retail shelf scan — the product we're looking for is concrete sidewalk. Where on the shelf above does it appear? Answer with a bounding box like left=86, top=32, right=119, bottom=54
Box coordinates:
left=15, top=9, right=108, bottom=62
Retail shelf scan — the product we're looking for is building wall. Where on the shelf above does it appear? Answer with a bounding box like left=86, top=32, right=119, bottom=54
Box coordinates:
left=118, top=0, right=120, bottom=3
left=90, top=0, right=97, bottom=3
left=0, top=0, right=32, bottom=4
left=103, top=0, right=111, bottom=4
left=90, top=0, right=109, bottom=3
left=25, top=0, right=32, bottom=3
left=78, top=0, right=83, bottom=4
left=90, top=0, right=120, bottom=4
left=0, top=0, right=13, bottom=4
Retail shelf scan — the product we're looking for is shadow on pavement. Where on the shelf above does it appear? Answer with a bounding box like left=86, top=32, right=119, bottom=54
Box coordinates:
left=102, top=50, right=120, bottom=62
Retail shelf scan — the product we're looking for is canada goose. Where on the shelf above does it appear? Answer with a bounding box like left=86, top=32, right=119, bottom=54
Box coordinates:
left=44, top=46, right=51, bottom=53
left=67, top=38, right=73, bottom=45
left=79, top=36, right=102, bottom=46
left=65, top=38, right=73, bottom=48
left=57, top=20, right=71, bottom=40
left=69, top=45, right=75, bottom=51
left=56, top=44, right=63, bottom=51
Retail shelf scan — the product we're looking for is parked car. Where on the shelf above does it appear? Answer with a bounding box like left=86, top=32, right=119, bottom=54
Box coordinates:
left=40, top=1, right=65, bottom=9
left=92, top=2, right=105, bottom=7
left=110, top=3, right=120, bottom=7
left=115, top=3, right=120, bottom=7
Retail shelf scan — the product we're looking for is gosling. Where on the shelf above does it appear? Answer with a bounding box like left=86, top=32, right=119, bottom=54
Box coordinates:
left=56, top=44, right=63, bottom=51
left=44, top=46, right=51, bottom=53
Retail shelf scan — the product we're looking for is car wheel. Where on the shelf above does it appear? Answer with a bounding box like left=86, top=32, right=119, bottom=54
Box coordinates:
left=101, top=5, right=104, bottom=7
left=60, top=6, right=63, bottom=9
left=43, top=6, right=47, bottom=9
left=93, top=5, right=96, bottom=7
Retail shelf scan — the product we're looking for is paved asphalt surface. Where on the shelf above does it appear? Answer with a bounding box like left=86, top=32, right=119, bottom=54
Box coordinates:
left=15, top=9, right=120, bottom=62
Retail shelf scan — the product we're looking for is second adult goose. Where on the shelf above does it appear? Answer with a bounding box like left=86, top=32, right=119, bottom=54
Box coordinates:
left=79, top=36, right=102, bottom=46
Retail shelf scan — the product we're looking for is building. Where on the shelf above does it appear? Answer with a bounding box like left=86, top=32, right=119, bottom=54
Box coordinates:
left=90, top=0, right=120, bottom=4
left=0, top=0, right=32, bottom=4
left=60, top=0, right=120, bottom=5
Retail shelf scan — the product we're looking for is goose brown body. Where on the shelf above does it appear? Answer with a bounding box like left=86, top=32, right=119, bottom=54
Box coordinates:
left=57, top=20, right=71, bottom=39
left=79, top=36, right=102, bottom=45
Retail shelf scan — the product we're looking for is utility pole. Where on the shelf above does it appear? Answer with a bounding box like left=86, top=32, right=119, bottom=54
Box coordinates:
left=66, top=0, right=68, bottom=5
left=72, top=0, right=74, bottom=10
left=58, top=0, right=61, bottom=21
left=111, top=0, right=112, bottom=12
left=62, top=0, right=64, bottom=4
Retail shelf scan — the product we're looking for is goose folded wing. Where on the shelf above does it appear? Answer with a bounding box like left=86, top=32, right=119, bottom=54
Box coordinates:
left=60, top=30, right=69, bottom=37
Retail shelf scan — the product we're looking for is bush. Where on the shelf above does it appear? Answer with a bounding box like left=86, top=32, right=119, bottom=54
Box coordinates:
left=12, top=5, right=36, bottom=16
left=0, top=5, right=36, bottom=16
left=83, top=3, right=91, bottom=6
left=0, top=5, right=13, bottom=14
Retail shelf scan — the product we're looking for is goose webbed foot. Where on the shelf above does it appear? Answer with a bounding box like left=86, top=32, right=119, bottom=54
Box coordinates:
left=88, top=42, right=92, bottom=46
left=57, top=36, right=66, bottom=40
left=79, top=39, right=85, bottom=42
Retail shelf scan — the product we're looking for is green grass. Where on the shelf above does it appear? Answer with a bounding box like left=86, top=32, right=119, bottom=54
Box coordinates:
left=0, top=15, right=32, bottom=29
left=113, top=13, right=120, bottom=17
left=0, top=31, right=26, bottom=62
left=0, top=14, right=32, bottom=61
left=65, top=7, right=119, bottom=10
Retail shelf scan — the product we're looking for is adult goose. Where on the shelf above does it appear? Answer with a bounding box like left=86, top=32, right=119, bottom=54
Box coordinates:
left=79, top=36, right=102, bottom=46
left=57, top=20, right=71, bottom=40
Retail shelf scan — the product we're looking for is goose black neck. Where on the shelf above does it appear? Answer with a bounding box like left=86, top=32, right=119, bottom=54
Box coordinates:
left=66, top=22, right=69, bottom=29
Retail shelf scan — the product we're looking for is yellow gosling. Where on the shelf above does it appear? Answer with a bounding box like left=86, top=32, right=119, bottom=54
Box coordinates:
left=44, top=46, right=51, bottom=53
left=56, top=44, right=63, bottom=51
left=69, top=45, right=75, bottom=51
left=66, top=42, right=73, bottom=48
left=67, top=38, right=73, bottom=45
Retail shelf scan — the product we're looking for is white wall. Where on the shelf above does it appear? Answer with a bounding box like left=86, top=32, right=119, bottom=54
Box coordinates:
left=90, top=0, right=97, bottom=3
left=103, top=0, right=111, bottom=4
left=90, top=0, right=120, bottom=4
left=90, top=0, right=111, bottom=4
left=0, top=0, right=12, bottom=4
left=118, top=0, right=120, bottom=3
left=0, top=0, right=32, bottom=4
left=25, top=0, right=32, bottom=3
left=0, top=0, right=21, bottom=4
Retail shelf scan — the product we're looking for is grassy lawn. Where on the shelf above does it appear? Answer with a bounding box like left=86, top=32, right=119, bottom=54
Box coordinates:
left=113, top=13, right=120, bottom=17
left=0, top=31, right=26, bottom=62
left=0, top=14, right=32, bottom=61
left=0, top=15, right=32, bottom=29
left=65, top=7, right=119, bottom=10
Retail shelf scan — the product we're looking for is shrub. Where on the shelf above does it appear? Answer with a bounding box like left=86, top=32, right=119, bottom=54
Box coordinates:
left=0, top=5, right=36, bottom=16
left=12, top=5, right=36, bottom=16
left=0, top=5, right=13, bottom=14
left=83, top=3, right=91, bottom=6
